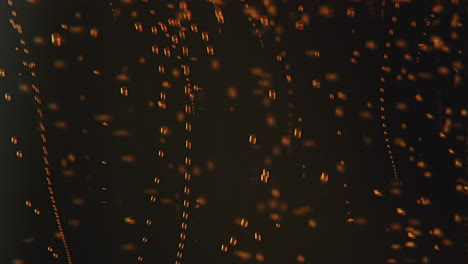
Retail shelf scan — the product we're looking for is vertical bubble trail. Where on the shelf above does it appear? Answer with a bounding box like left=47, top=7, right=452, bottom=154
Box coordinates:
left=379, top=0, right=399, bottom=182
left=6, top=1, right=73, bottom=263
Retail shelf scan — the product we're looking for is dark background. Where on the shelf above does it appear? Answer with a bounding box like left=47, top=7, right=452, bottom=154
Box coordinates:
left=0, top=0, right=466, bottom=263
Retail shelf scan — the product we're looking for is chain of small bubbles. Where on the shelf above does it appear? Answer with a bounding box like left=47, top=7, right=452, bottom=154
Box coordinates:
left=132, top=2, right=199, bottom=263
left=380, top=0, right=399, bottom=182
left=7, top=1, right=73, bottom=263
left=174, top=2, right=213, bottom=262
left=132, top=4, right=167, bottom=263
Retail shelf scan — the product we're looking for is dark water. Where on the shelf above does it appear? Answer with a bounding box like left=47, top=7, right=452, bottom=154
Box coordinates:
left=0, top=1, right=466, bottom=264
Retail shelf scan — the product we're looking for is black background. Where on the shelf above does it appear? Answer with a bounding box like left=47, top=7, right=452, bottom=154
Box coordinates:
left=0, top=0, right=466, bottom=264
